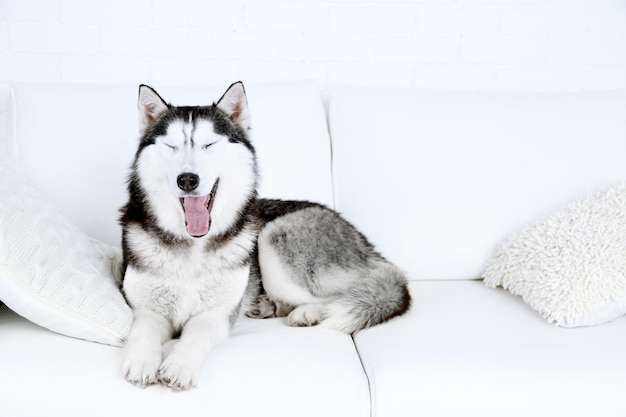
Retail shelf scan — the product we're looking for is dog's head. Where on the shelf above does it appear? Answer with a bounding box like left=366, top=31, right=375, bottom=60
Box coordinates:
left=132, top=82, right=257, bottom=239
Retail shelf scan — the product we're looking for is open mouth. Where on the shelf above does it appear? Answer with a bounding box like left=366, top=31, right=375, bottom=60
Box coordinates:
left=180, top=178, right=219, bottom=237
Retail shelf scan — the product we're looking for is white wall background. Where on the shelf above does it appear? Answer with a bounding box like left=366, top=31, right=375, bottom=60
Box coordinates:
left=1, top=0, right=626, bottom=91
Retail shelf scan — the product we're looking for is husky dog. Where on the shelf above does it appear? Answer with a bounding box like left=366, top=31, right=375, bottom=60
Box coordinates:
left=120, top=82, right=411, bottom=391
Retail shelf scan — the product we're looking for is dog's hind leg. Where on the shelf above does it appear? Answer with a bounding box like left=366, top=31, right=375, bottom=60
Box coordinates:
left=286, top=303, right=325, bottom=327
left=257, top=205, right=411, bottom=333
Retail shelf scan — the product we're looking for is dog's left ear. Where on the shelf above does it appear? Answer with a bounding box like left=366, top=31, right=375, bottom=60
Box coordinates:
left=216, top=82, right=250, bottom=130
left=138, top=85, right=169, bottom=134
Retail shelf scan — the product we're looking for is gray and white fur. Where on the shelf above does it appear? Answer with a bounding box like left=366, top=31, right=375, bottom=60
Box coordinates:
left=119, top=82, right=411, bottom=391
left=249, top=199, right=411, bottom=333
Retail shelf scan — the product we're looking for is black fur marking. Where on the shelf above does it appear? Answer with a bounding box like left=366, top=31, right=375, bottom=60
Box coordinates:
left=256, top=199, right=327, bottom=224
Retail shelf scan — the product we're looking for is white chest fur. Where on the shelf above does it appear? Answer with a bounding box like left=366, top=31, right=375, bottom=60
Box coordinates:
left=123, top=226, right=254, bottom=330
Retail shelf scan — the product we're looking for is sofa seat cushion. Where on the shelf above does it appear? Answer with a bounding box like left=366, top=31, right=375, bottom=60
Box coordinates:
left=354, top=280, right=626, bottom=417
left=0, top=303, right=370, bottom=417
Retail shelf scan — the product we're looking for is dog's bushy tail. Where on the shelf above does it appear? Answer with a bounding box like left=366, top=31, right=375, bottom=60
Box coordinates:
left=321, top=260, right=411, bottom=334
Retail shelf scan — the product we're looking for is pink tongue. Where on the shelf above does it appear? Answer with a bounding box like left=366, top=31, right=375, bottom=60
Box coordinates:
left=183, top=196, right=210, bottom=237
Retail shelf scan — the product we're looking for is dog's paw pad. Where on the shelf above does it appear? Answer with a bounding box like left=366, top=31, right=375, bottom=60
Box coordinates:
left=287, top=305, right=322, bottom=327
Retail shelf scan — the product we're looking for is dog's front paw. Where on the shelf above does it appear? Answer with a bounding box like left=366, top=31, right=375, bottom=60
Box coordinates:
left=158, top=353, right=197, bottom=391
left=122, top=353, right=161, bottom=388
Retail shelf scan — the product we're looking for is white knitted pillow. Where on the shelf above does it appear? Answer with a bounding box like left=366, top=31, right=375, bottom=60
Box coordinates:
left=0, top=165, right=132, bottom=346
left=483, top=183, right=626, bottom=327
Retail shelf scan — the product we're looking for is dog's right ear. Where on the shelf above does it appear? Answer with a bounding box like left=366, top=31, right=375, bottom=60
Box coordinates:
left=138, top=85, right=169, bottom=133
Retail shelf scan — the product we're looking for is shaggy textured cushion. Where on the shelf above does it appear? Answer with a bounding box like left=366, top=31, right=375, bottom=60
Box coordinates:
left=0, top=165, right=132, bottom=346
left=483, top=183, right=626, bottom=327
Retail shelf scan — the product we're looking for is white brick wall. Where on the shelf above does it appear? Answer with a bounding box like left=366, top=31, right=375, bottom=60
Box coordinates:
left=1, top=0, right=625, bottom=91
left=11, top=23, right=99, bottom=54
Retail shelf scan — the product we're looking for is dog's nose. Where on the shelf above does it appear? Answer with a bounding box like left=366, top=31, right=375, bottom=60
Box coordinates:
left=177, top=173, right=199, bottom=192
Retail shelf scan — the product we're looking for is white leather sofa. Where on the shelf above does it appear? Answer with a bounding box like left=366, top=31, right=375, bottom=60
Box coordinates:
left=1, top=81, right=626, bottom=417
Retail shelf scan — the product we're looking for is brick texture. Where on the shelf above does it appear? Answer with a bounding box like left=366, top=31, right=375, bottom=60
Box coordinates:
left=0, top=0, right=624, bottom=91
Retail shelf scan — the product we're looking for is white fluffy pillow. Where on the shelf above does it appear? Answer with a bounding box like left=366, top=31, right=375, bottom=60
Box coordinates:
left=0, top=165, right=132, bottom=346
left=483, top=183, right=626, bottom=327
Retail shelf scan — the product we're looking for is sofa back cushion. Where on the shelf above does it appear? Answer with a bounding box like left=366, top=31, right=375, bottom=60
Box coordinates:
left=7, top=81, right=333, bottom=247
left=329, top=87, right=626, bottom=280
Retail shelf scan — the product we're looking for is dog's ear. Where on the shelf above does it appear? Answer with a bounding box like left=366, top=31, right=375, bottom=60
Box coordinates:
left=216, top=82, right=250, bottom=130
left=138, top=85, right=169, bottom=133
